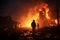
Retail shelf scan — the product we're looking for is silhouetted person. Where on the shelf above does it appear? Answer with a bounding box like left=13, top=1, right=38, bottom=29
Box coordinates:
left=31, top=20, right=36, bottom=39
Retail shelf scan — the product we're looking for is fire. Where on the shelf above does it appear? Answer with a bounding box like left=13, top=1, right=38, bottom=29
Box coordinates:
left=46, top=9, right=50, bottom=19
left=18, top=2, right=58, bottom=30
left=19, top=3, right=50, bottom=29
left=55, top=19, right=58, bottom=24
left=21, top=8, right=39, bottom=29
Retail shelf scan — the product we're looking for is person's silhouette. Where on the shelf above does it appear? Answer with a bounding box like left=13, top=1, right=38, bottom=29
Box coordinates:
left=31, top=20, right=36, bottom=39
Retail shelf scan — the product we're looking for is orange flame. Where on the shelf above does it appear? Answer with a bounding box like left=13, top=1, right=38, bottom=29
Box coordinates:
left=21, top=8, right=39, bottom=29
left=46, top=9, right=50, bottom=19
left=18, top=2, right=57, bottom=30
left=55, top=19, right=58, bottom=24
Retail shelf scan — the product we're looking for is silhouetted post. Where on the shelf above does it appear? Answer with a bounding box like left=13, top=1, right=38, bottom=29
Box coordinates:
left=31, top=20, right=36, bottom=38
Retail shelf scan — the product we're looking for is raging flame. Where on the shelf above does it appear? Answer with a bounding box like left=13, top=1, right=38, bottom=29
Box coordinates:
left=21, top=8, right=39, bottom=29
left=46, top=9, right=50, bottom=19
left=18, top=2, right=58, bottom=30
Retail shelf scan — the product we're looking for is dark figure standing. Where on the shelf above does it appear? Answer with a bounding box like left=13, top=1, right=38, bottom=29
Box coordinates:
left=31, top=20, right=36, bottom=39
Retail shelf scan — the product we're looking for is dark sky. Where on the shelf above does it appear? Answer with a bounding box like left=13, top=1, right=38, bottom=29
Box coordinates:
left=1, top=0, right=60, bottom=20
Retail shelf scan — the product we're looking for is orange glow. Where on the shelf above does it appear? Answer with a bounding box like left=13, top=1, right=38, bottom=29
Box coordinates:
left=19, top=3, right=50, bottom=29
left=44, top=4, right=50, bottom=19
left=46, top=10, right=50, bottom=19
left=18, top=2, right=58, bottom=30
left=21, top=8, right=39, bottom=29
left=55, top=19, right=58, bottom=24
